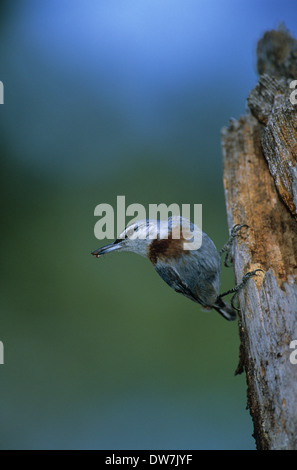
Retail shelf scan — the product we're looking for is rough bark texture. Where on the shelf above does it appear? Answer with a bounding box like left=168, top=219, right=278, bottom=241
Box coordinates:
left=221, top=26, right=297, bottom=450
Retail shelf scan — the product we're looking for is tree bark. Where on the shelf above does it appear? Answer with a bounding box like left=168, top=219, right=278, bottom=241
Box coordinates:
left=221, top=25, right=297, bottom=450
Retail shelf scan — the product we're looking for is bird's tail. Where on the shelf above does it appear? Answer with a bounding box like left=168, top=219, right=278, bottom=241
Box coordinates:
left=213, top=297, right=237, bottom=321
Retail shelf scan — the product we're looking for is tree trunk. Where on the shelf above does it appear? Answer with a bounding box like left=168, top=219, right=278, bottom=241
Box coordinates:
left=221, top=25, right=297, bottom=450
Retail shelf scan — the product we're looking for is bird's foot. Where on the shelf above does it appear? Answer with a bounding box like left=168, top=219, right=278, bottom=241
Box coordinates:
left=219, top=269, right=264, bottom=312
left=219, top=224, right=249, bottom=267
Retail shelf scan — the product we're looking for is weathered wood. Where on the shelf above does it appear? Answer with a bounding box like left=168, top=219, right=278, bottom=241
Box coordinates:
left=248, top=75, right=297, bottom=217
left=221, top=26, right=297, bottom=450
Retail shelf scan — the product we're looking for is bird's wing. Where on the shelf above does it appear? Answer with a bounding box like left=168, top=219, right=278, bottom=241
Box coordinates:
left=154, top=251, right=220, bottom=307
left=154, top=264, right=204, bottom=305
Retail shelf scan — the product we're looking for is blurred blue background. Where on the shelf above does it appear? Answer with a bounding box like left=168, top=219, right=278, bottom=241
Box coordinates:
left=1, top=0, right=296, bottom=450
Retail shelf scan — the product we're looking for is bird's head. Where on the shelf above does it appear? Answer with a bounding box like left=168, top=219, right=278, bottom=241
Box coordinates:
left=91, top=219, right=160, bottom=258
left=91, top=216, right=201, bottom=261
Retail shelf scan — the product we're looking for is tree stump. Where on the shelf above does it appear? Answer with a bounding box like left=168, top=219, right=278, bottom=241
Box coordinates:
left=221, top=25, right=297, bottom=450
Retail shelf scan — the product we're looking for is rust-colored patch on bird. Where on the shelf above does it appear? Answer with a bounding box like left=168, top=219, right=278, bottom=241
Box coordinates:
left=148, top=230, right=190, bottom=264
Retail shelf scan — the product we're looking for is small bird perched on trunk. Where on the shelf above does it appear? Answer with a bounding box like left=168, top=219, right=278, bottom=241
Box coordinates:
left=91, top=216, right=260, bottom=321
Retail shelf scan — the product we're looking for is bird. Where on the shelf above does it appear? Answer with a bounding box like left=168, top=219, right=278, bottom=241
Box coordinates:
left=91, top=216, right=249, bottom=321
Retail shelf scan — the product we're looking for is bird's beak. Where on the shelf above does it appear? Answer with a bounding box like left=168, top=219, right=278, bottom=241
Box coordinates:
left=91, top=241, right=122, bottom=258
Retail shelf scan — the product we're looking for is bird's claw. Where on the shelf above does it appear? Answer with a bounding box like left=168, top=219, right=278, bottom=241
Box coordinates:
left=230, top=268, right=264, bottom=311
left=219, top=224, right=249, bottom=267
